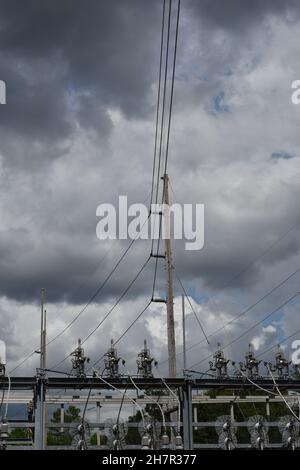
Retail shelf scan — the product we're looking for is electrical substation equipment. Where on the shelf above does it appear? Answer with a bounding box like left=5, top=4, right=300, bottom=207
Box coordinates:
left=27, top=401, right=34, bottom=422
left=103, top=340, right=125, bottom=378
left=160, top=431, right=170, bottom=449
left=239, top=344, right=261, bottom=379
left=111, top=424, right=122, bottom=450
left=278, top=415, right=299, bottom=450
left=138, top=417, right=159, bottom=449
left=247, top=415, right=269, bottom=450
left=209, top=344, right=230, bottom=378
left=137, top=340, right=157, bottom=378
left=0, top=420, right=8, bottom=451
left=70, top=339, right=89, bottom=378
left=72, top=421, right=91, bottom=450
left=215, top=415, right=237, bottom=450
left=142, top=423, right=155, bottom=450
left=106, top=418, right=127, bottom=450
left=0, top=340, right=6, bottom=378
left=265, top=345, right=291, bottom=379
left=175, top=434, right=183, bottom=449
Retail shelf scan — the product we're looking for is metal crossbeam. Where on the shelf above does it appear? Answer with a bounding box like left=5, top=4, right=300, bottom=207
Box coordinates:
left=2, top=376, right=300, bottom=390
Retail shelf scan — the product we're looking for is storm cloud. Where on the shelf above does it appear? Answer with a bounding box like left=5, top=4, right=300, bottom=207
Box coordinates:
left=0, top=1, right=299, bottom=373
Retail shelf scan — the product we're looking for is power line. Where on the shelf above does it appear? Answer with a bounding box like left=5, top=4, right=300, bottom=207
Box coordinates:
left=82, top=256, right=151, bottom=346
left=163, top=0, right=181, bottom=175
left=52, top=255, right=151, bottom=369
left=91, top=300, right=152, bottom=370
left=174, top=268, right=210, bottom=345
left=47, top=233, right=150, bottom=348
left=189, top=291, right=300, bottom=369
left=257, top=327, right=300, bottom=359
left=153, top=0, right=172, bottom=212
left=151, top=0, right=181, bottom=288
left=150, top=0, right=166, bottom=209
left=160, top=265, right=300, bottom=365
left=13, top=215, right=151, bottom=374
left=267, top=364, right=300, bottom=422
left=9, top=350, right=36, bottom=375
left=150, top=0, right=172, bottom=257
left=114, top=300, right=152, bottom=347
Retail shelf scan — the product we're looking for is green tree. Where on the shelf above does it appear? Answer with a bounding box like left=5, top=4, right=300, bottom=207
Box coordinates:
left=47, top=405, right=81, bottom=446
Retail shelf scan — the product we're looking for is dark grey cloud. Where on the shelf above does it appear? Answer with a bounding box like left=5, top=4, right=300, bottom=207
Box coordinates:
left=187, top=0, right=300, bottom=31
left=0, top=0, right=161, bottom=165
left=0, top=1, right=300, bottom=375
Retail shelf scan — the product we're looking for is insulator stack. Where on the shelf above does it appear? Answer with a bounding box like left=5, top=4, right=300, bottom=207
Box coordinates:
left=103, top=340, right=124, bottom=378
left=137, top=340, right=156, bottom=378
left=70, top=338, right=89, bottom=378
left=239, top=344, right=261, bottom=378
left=209, top=343, right=230, bottom=378
left=265, top=345, right=291, bottom=379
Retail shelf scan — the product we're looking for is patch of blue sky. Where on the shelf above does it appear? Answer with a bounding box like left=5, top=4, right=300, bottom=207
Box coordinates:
left=271, top=151, right=294, bottom=160
left=182, top=284, right=210, bottom=306
left=211, top=90, right=229, bottom=115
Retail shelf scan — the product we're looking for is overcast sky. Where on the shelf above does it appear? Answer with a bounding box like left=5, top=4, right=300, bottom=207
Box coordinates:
left=0, top=0, right=300, bottom=377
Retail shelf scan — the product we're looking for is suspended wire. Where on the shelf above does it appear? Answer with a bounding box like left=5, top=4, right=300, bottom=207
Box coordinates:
left=52, top=255, right=151, bottom=369
left=257, top=326, right=300, bottom=359
left=127, top=371, right=166, bottom=430
left=47, top=233, right=150, bottom=349
left=117, top=382, right=129, bottom=427
left=185, top=369, right=216, bottom=378
left=12, top=212, right=151, bottom=374
left=82, top=383, right=93, bottom=423
left=175, top=268, right=210, bottom=345
left=267, top=364, right=300, bottom=422
left=9, top=350, right=36, bottom=375
left=153, top=0, right=172, bottom=212
left=150, top=0, right=173, bottom=257
left=160, top=266, right=300, bottom=365
left=150, top=0, right=166, bottom=210
left=167, top=180, right=300, bottom=361
left=163, top=0, right=181, bottom=175
left=189, top=291, right=300, bottom=369
left=9, top=241, right=117, bottom=372
left=9, top=2, right=179, bottom=377
left=93, top=369, right=146, bottom=430
left=170, top=172, right=300, bottom=298
left=10, top=238, right=147, bottom=374
left=155, top=364, right=180, bottom=435
left=11, top=188, right=151, bottom=375
left=44, top=368, right=72, bottom=376
left=81, top=256, right=151, bottom=346
left=237, top=367, right=278, bottom=397
left=91, top=300, right=152, bottom=370
left=113, top=301, right=152, bottom=348
left=151, top=0, right=181, bottom=298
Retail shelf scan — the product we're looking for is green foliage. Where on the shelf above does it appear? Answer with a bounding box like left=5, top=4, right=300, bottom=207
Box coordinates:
left=9, top=427, right=31, bottom=439
left=90, top=433, right=108, bottom=445
left=126, top=410, right=142, bottom=445
left=47, top=405, right=81, bottom=446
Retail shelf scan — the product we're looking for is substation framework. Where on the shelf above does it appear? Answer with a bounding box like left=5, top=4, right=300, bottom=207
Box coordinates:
left=2, top=375, right=300, bottom=450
